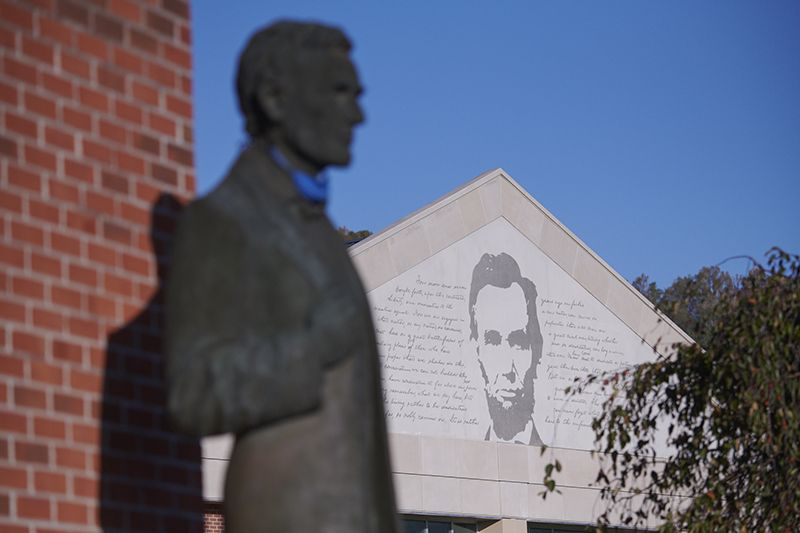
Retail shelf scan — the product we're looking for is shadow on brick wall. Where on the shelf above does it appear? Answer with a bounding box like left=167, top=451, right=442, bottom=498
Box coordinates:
left=100, top=193, right=202, bottom=532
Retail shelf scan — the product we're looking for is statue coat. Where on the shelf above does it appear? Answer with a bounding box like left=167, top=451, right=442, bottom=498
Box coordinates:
left=165, top=139, right=398, bottom=532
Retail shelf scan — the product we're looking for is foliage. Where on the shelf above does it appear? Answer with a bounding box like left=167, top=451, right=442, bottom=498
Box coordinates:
left=337, top=226, right=372, bottom=242
left=631, top=266, right=738, bottom=346
left=543, top=248, right=800, bottom=532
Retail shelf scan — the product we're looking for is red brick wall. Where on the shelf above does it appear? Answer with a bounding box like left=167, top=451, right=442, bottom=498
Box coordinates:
left=0, top=0, right=200, bottom=531
left=204, top=506, right=224, bottom=533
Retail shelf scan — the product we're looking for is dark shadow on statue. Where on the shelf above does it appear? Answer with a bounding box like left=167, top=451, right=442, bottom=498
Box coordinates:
left=100, top=193, right=202, bottom=532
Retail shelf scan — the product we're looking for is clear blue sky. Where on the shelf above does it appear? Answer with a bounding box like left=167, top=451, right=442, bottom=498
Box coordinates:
left=191, top=1, right=799, bottom=288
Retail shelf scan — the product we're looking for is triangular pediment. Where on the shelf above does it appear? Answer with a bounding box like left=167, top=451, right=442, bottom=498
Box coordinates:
left=350, top=169, right=690, bottom=449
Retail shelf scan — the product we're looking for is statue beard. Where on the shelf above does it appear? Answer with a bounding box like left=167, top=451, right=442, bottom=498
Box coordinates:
left=485, top=375, right=534, bottom=442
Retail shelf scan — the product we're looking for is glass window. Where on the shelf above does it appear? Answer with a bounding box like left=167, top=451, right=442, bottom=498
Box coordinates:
left=428, top=521, right=451, bottom=533
left=404, top=520, right=426, bottom=533
left=401, top=518, right=477, bottom=533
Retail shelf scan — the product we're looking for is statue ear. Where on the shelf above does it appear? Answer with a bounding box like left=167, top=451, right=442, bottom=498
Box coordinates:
left=257, top=79, right=283, bottom=123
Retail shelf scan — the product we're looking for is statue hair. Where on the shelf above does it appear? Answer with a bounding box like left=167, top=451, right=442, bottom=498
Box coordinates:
left=236, top=20, right=352, bottom=139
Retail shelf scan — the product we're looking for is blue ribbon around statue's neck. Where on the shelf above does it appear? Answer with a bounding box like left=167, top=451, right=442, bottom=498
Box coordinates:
left=269, top=146, right=329, bottom=205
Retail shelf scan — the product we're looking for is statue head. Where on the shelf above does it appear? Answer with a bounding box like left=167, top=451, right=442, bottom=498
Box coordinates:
left=236, top=21, right=364, bottom=174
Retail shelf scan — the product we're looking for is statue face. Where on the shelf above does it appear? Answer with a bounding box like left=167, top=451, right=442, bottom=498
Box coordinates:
left=473, top=283, right=536, bottom=438
left=272, top=48, right=364, bottom=170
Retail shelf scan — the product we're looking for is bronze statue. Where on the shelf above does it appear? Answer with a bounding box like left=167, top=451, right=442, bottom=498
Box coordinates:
left=165, top=21, right=398, bottom=532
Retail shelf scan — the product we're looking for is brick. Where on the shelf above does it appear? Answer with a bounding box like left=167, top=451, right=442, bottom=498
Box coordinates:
left=0, top=297, right=26, bottom=322
left=3, top=56, right=38, bottom=85
left=120, top=202, right=149, bottom=226
left=39, top=16, right=74, bottom=46
left=58, top=500, right=88, bottom=523
left=98, top=65, right=125, bottom=93
left=79, top=85, right=110, bottom=112
left=11, top=220, right=45, bottom=246
left=15, top=441, right=49, bottom=465
left=0, top=493, right=8, bottom=517
left=86, top=245, right=114, bottom=271
left=0, top=465, right=27, bottom=489
left=33, top=307, right=64, bottom=331
left=163, top=42, right=191, bottom=70
left=41, top=71, right=74, bottom=98
left=82, top=139, right=113, bottom=164
left=56, top=0, right=90, bottom=27
left=111, top=48, right=143, bottom=77
left=98, top=118, right=127, bottom=145
left=0, top=355, right=25, bottom=377
left=34, top=416, right=67, bottom=439
left=104, top=272, right=134, bottom=297
left=87, top=293, right=117, bottom=319
left=150, top=162, right=178, bottom=186
left=129, top=27, right=157, bottom=54
left=11, top=275, right=45, bottom=299
left=30, top=360, right=64, bottom=386
left=0, top=135, right=18, bottom=158
left=12, top=330, right=45, bottom=355
left=109, top=0, right=140, bottom=22
left=145, top=59, right=175, bottom=87
left=14, top=384, right=46, bottom=409
left=64, top=157, right=93, bottom=182
left=48, top=179, right=80, bottom=204
left=30, top=251, right=62, bottom=276
left=101, top=169, right=129, bottom=194
left=134, top=132, right=160, bottom=155
left=163, top=0, right=189, bottom=19
left=18, top=495, right=51, bottom=520
left=166, top=94, right=192, bottom=119
left=62, top=105, right=93, bottom=132
left=54, top=392, right=83, bottom=415
left=146, top=9, right=173, bottom=36
left=73, top=475, right=98, bottom=498
left=8, top=164, right=42, bottom=192
left=24, top=144, right=58, bottom=171
left=132, top=80, right=158, bottom=105
left=168, top=143, right=192, bottom=165
left=85, top=190, right=115, bottom=216
left=121, top=251, right=149, bottom=276
left=35, top=470, right=67, bottom=493
left=50, top=231, right=81, bottom=256
left=44, top=125, right=75, bottom=150
left=0, top=190, right=24, bottom=213
left=28, top=197, right=61, bottom=224
left=25, top=90, right=58, bottom=119
left=0, top=242, right=26, bottom=268
left=116, top=150, right=146, bottom=174
left=5, top=111, right=38, bottom=138
left=0, top=1, right=34, bottom=31
left=0, top=409, right=28, bottom=434
left=72, top=422, right=98, bottom=445
left=68, top=263, right=97, bottom=286
left=70, top=368, right=102, bottom=393
left=0, top=133, right=18, bottom=157
left=0, top=80, right=18, bottom=105
left=22, top=36, right=55, bottom=64
left=55, top=446, right=85, bottom=469
left=65, top=210, right=95, bottom=235
left=0, top=25, right=14, bottom=48
left=51, top=284, right=82, bottom=308
left=68, top=316, right=100, bottom=338
left=102, top=220, right=131, bottom=244
left=93, top=12, right=124, bottom=42
left=60, top=50, right=91, bottom=80
left=52, top=339, right=83, bottom=364
left=114, top=98, right=143, bottom=124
